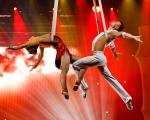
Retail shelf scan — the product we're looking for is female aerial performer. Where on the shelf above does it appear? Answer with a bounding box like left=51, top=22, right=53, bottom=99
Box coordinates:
left=8, top=34, right=88, bottom=99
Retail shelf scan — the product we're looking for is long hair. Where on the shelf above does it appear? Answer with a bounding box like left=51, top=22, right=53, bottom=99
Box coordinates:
left=25, top=45, right=39, bottom=54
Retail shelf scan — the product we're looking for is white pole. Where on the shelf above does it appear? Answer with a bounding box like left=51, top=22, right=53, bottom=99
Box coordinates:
left=92, top=0, right=100, bottom=34
left=51, top=0, right=59, bottom=41
left=97, top=0, right=108, bottom=37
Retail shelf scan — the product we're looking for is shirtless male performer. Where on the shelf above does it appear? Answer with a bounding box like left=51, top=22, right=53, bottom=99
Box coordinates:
left=8, top=34, right=88, bottom=99
left=72, top=20, right=142, bottom=110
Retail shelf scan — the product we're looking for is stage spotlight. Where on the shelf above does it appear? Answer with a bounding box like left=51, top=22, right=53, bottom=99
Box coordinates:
left=92, top=6, right=101, bottom=12
left=109, top=7, right=118, bottom=21
left=124, top=81, right=127, bottom=84
left=14, top=7, right=17, bottom=11
left=110, top=7, right=114, bottom=11
left=106, top=111, right=109, bottom=114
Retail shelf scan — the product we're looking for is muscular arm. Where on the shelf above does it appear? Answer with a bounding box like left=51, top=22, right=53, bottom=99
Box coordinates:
left=8, top=36, right=40, bottom=50
left=30, top=47, right=44, bottom=71
left=111, top=30, right=142, bottom=42
left=8, top=43, right=28, bottom=50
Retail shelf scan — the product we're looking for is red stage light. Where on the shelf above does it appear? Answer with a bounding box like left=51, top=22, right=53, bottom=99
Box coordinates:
left=109, top=7, right=118, bottom=21
left=14, top=7, right=17, bottom=11
left=110, top=7, right=113, bottom=10
left=92, top=6, right=101, bottom=12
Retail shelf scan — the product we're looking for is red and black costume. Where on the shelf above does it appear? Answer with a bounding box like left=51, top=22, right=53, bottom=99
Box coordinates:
left=53, top=36, right=72, bottom=69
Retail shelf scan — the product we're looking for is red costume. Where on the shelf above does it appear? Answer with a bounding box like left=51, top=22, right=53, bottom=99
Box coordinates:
left=53, top=36, right=71, bottom=69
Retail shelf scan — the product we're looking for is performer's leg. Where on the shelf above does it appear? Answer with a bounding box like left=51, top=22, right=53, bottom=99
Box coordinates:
left=80, top=78, right=89, bottom=98
left=73, top=69, right=87, bottom=91
left=97, top=65, right=133, bottom=110
left=71, top=54, right=89, bottom=96
left=73, top=55, right=99, bottom=90
left=60, top=52, right=70, bottom=99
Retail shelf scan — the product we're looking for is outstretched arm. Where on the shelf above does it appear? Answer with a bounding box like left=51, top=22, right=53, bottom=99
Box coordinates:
left=8, top=43, right=28, bottom=50
left=30, top=47, right=44, bottom=71
left=111, top=30, right=142, bottom=42
left=8, top=36, right=39, bottom=50
left=121, top=32, right=142, bottom=42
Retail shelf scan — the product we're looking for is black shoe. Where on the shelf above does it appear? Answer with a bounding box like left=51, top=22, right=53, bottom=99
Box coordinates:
left=73, top=84, right=79, bottom=91
left=62, top=91, right=69, bottom=100
left=126, top=99, right=133, bottom=110
left=73, top=82, right=80, bottom=91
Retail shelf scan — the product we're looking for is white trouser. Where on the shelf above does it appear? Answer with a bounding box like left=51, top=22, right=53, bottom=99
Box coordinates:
left=73, top=51, right=132, bottom=103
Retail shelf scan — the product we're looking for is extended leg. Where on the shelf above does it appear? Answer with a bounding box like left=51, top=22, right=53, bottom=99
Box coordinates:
left=71, top=54, right=89, bottom=95
left=70, top=54, right=89, bottom=97
left=73, top=69, right=87, bottom=91
left=60, top=52, right=70, bottom=99
left=80, top=79, right=89, bottom=98
left=73, top=55, right=99, bottom=91
left=98, top=65, right=133, bottom=110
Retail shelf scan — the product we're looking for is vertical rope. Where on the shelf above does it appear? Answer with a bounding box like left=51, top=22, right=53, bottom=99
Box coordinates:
left=97, top=0, right=108, bottom=37
left=92, top=0, right=100, bottom=34
left=51, top=0, right=59, bottom=41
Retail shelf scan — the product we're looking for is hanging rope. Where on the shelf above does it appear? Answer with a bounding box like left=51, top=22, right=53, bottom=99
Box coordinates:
left=92, top=0, right=100, bottom=34
left=97, top=0, right=108, bottom=37
left=51, top=0, right=59, bottom=41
